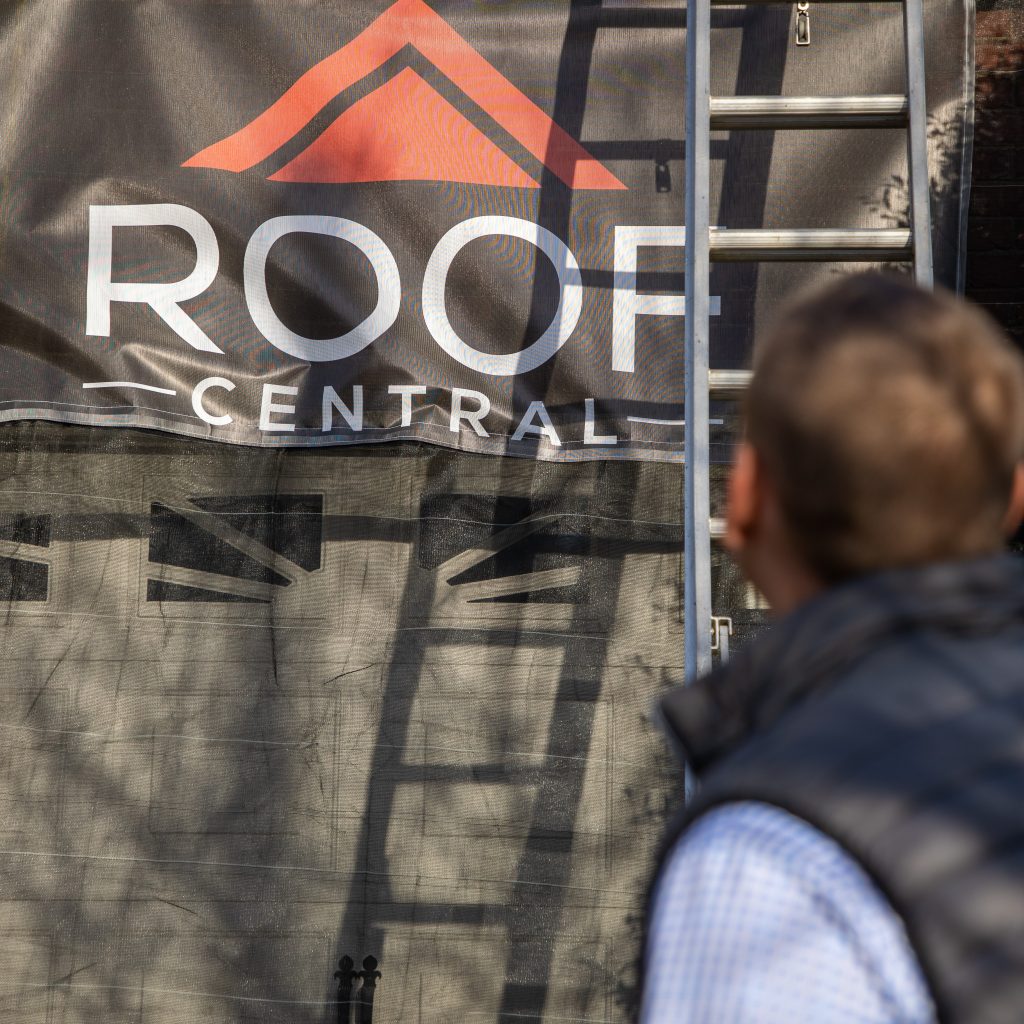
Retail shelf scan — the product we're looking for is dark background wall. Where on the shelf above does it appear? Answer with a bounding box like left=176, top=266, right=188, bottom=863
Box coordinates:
left=967, top=2, right=1024, bottom=341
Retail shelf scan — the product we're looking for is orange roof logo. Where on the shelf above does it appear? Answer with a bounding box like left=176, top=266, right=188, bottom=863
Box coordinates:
left=184, top=0, right=626, bottom=190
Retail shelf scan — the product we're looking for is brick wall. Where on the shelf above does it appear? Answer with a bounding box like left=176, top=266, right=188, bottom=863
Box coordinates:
left=966, top=4, right=1024, bottom=342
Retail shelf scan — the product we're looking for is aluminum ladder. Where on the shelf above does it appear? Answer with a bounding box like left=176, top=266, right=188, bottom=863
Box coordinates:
left=683, top=0, right=934, bottom=699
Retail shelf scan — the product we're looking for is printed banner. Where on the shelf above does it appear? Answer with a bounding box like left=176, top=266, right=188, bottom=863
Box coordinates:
left=0, top=1, right=972, bottom=459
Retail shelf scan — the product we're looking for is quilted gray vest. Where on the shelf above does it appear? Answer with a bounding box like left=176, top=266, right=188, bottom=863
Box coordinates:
left=653, top=555, right=1024, bottom=1024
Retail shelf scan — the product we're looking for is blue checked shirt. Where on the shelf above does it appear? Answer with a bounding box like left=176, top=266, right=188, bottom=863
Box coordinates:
left=641, top=801, right=936, bottom=1023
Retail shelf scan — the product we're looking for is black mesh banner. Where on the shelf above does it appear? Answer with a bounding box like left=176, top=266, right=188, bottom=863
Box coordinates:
left=0, top=422, right=709, bottom=1021
left=0, top=3, right=974, bottom=1022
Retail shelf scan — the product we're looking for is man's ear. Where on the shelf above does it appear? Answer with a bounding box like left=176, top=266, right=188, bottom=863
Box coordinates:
left=724, top=441, right=761, bottom=556
left=1002, top=462, right=1024, bottom=537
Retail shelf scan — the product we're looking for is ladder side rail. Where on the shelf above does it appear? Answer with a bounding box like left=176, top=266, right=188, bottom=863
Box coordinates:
left=684, top=0, right=714, bottom=718
left=903, top=0, right=934, bottom=287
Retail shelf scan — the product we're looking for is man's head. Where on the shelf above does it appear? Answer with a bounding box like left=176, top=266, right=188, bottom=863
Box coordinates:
left=726, top=272, right=1024, bottom=613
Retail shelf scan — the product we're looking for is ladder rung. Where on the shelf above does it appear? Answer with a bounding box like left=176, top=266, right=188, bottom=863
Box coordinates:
left=709, top=228, right=913, bottom=263
left=709, top=369, right=752, bottom=397
left=710, top=96, right=908, bottom=130
left=710, top=0, right=900, bottom=4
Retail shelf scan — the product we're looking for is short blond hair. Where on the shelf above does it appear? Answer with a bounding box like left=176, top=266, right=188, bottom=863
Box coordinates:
left=746, top=273, right=1024, bottom=583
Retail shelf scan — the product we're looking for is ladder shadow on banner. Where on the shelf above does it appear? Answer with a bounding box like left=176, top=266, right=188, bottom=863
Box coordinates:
left=321, top=4, right=791, bottom=1023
